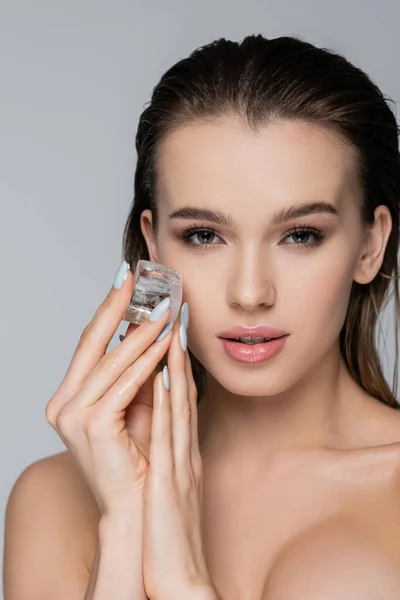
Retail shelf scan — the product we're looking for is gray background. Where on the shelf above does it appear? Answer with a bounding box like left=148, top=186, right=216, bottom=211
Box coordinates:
left=1, top=0, right=399, bottom=594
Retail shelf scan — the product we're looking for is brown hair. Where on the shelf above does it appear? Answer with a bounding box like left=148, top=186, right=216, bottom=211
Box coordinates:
left=122, top=34, right=400, bottom=408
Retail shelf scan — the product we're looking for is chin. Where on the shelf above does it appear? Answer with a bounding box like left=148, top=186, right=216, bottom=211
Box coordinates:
left=206, top=363, right=291, bottom=398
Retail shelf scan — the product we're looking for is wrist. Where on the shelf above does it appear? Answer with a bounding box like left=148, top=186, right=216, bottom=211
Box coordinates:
left=99, top=506, right=144, bottom=539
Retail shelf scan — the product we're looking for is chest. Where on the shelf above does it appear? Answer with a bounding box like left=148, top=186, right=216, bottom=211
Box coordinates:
left=200, top=455, right=400, bottom=600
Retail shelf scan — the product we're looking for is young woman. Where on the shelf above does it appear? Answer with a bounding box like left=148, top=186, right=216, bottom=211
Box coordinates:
left=4, top=33, right=400, bottom=600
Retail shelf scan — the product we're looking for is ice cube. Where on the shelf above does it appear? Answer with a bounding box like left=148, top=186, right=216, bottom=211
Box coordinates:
left=122, top=259, right=182, bottom=325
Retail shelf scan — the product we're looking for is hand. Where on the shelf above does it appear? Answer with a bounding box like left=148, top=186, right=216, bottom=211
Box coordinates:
left=45, top=260, right=176, bottom=516
left=142, top=315, right=220, bottom=600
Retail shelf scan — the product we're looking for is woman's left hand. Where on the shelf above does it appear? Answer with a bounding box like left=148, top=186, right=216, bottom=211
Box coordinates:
left=142, top=312, right=221, bottom=600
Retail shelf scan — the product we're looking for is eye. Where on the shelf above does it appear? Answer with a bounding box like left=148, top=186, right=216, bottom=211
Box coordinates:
left=177, top=224, right=326, bottom=250
left=177, top=226, right=223, bottom=247
left=280, top=226, right=325, bottom=249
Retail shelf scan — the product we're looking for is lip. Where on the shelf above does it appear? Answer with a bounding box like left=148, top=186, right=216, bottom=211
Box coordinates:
left=219, top=336, right=288, bottom=363
left=217, top=325, right=288, bottom=339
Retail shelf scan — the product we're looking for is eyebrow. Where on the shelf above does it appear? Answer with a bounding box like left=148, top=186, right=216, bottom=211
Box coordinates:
left=168, top=201, right=339, bottom=227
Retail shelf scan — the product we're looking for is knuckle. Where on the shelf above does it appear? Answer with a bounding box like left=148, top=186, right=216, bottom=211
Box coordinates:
left=174, top=402, right=191, bottom=421
left=189, top=381, right=198, bottom=400
left=56, top=406, right=78, bottom=435
left=100, top=351, right=122, bottom=375
left=45, top=389, right=67, bottom=423
left=45, top=398, right=57, bottom=426
left=77, top=326, right=91, bottom=350
left=102, top=293, right=114, bottom=311
left=77, top=300, right=108, bottom=349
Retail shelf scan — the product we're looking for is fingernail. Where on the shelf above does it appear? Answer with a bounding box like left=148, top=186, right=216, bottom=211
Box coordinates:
left=119, top=334, right=125, bottom=342
left=148, top=297, right=171, bottom=321
left=179, top=324, right=187, bottom=352
left=180, top=302, right=189, bottom=329
left=162, top=365, right=170, bottom=391
left=113, top=260, right=130, bottom=290
left=156, top=320, right=173, bottom=341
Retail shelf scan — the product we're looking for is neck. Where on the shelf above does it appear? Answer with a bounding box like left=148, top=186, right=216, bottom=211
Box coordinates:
left=197, top=341, right=369, bottom=465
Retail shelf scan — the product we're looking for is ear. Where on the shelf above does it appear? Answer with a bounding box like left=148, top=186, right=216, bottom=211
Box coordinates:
left=353, top=205, right=392, bottom=284
left=140, top=209, right=160, bottom=263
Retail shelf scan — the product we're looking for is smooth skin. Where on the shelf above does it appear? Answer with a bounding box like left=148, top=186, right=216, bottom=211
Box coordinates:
left=5, top=117, right=400, bottom=600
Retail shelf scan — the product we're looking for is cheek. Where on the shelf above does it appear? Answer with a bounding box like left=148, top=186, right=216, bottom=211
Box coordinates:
left=284, top=253, right=356, bottom=343
left=158, top=244, right=215, bottom=296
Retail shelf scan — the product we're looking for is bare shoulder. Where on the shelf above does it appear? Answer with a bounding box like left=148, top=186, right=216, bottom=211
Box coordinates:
left=10, top=450, right=100, bottom=562
left=352, top=394, right=400, bottom=451
left=4, top=450, right=100, bottom=600
left=348, top=396, right=400, bottom=479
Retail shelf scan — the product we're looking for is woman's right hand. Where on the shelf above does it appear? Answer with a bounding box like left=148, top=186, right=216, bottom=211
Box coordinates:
left=45, top=260, right=177, bottom=517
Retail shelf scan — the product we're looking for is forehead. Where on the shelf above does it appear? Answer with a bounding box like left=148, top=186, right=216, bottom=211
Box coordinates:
left=155, top=117, right=358, bottom=218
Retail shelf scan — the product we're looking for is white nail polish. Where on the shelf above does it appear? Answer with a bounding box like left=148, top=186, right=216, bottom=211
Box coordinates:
left=113, top=260, right=130, bottom=290
left=156, top=320, right=173, bottom=341
left=149, top=296, right=171, bottom=321
left=180, top=302, right=189, bottom=329
left=162, top=365, right=170, bottom=390
left=179, top=324, right=187, bottom=352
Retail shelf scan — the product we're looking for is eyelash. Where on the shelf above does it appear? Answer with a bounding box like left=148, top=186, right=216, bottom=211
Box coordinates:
left=177, top=223, right=326, bottom=250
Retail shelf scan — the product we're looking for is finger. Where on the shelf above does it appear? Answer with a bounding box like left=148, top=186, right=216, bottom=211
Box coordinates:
left=63, top=325, right=173, bottom=421
left=168, top=320, right=191, bottom=475
left=150, top=369, right=174, bottom=476
left=49, top=310, right=173, bottom=432
left=63, top=307, right=172, bottom=415
left=47, top=277, right=174, bottom=422
left=47, top=262, right=136, bottom=418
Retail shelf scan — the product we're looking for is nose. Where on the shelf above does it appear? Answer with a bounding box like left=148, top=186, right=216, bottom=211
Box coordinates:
left=226, top=249, right=276, bottom=311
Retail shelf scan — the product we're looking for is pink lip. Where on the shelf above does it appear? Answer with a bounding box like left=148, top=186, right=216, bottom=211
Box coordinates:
left=219, top=336, right=288, bottom=364
left=218, top=325, right=288, bottom=339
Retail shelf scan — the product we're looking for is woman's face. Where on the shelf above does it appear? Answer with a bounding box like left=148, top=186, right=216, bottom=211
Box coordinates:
left=141, top=117, right=378, bottom=397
